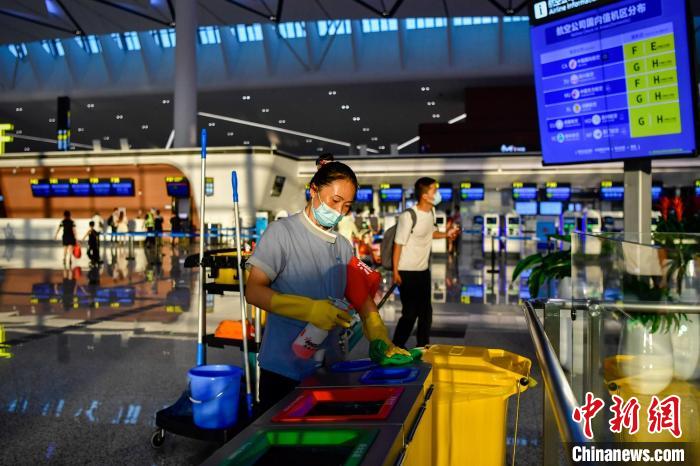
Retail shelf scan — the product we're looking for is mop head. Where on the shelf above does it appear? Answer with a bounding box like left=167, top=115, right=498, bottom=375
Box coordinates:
left=369, top=340, right=423, bottom=366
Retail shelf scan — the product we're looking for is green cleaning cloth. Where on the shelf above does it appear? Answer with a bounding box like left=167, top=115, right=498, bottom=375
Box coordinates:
left=369, top=340, right=423, bottom=366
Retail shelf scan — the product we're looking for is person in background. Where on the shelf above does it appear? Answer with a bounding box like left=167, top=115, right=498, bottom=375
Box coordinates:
left=353, top=208, right=365, bottom=232
left=154, top=209, right=164, bottom=249
left=368, top=207, right=380, bottom=234
left=109, top=208, right=119, bottom=242
left=91, top=211, right=103, bottom=234
left=445, top=209, right=455, bottom=255
left=170, top=214, right=181, bottom=247
left=116, top=210, right=128, bottom=243
left=55, top=210, right=77, bottom=266
left=337, top=208, right=360, bottom=250
left=82, top=220, right=101, bottom=265
left=391, top=177, right=461, bottom=349
left=144, top=208, right=155, bottom=248
left=315, top=153, right=334, bottom=170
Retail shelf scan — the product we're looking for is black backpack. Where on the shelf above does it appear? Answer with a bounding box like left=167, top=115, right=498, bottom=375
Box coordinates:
left=380, top=209, right=417, bottom=270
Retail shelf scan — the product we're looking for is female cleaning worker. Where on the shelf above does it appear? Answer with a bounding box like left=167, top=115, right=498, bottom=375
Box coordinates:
left=245, top=161, right=410, bottom=411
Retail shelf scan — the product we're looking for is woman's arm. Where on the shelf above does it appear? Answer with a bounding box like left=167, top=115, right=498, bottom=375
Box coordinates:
left=55, top=224, right=62, bottom=240
left=244, top=266, right=277, bottom=310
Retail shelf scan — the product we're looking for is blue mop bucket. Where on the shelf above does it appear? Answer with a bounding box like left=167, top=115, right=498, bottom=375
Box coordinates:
left=188, top=365, right=243, bottom=429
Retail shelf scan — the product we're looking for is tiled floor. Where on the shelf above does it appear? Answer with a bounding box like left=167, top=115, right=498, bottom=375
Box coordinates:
left=0, top=240, right=543, bottom=465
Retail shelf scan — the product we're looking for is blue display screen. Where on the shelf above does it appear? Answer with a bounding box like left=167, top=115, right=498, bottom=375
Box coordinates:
left=651, top=182, right=663, bottom=201
left=356, top=186, right=373, bottom=203
left=379, top=186, right=402, bottom=202
left=695, top=180, right=700, bottom=197
left=515, top=201, right=538, bottom=215
left=545, top=183, right=571, bottom=201
left=166, top=181, right=189, bottom=198
left=30, top=178, right=134, bottom=197
left=512, top=183, right=538, bottom=201
left=600, top=181, right=624, bottom=200
left=461, top=285, right=484, bottom=299
left=438, top=186, right=453, bottom=202
left=530, top=0, right=697, bottom=164
left=460, top=183, right=485, bottom=201
left=540, top=201, right=564, bottom=215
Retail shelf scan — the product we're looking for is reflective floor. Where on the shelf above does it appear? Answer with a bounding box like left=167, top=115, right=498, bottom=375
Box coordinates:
left=0, top=240, right=543, bottom=465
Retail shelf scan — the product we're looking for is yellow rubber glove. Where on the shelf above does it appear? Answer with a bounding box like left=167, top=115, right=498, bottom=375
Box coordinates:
left=362, top=312, right=410, bottom=358
left=269, top=293, right=352, bottom=331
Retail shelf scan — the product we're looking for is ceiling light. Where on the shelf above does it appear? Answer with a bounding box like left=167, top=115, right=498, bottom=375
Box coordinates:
left=317, top=147, right=324, bottom=152
left=242, top=95, right=251, bottom=100
left=420, top=86, right=430, bottom=92
left=328, top=90, right=336, bottom=95
left=305, top=138, right=312, bottom=143
left=227, top=131, right=234, bottom=136
left=15, top=107, right=23, bottom=112
left=262, top=108, right=270, bottom=113
left=141, top=124, right=149, bottom=130
left=431, top=114, right=440, bottom=119
left=24, top=147, right=31, bottom=151
left=278, top=119, right=286, bottom=124
left=15, top=130, right=22, bottom=134
left=103, top=136, right=110, bottom=140
left=378, top=145, right=386, bottom=150
left=427, top=101, right=436, bottom=106
left=448, top=113, right=467, bottom=124
left=341, top=105, right=349, bottom=110
left=362, top=127, right=370, bottom=132
left=115, top=114, right=124, bottom=120
left=48, top=118, right=56, bottom=123
left=161, top=99, right=170, bottom=104
left=352, top=116, right=360, bottom=122
left=78, top=127, right=85, bottom=132
left=371, top=137, right=378, bottom=141
left=208, top=122, right=216, bottom=127
left=243, top=140, right=250, bottom=145
left=87, top=103, right=95, bottom=108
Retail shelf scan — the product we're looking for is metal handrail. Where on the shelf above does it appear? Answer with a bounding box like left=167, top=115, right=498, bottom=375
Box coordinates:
left=530, top=298, right=700, bottom=315
left=521, top=301, right=589, bottom=445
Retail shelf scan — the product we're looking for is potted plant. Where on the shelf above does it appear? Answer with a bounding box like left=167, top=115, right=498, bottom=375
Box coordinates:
left=511, top=234, right=571, bottom=299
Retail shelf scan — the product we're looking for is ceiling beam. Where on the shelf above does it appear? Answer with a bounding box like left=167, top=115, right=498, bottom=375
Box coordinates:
left=166, top=0, right=175, bottom=22
left=352, top=0, right=383, bottom=17
left=0, top=8, right=77, bottom=35
left=225, top=0, right=274, bottom=22
left=55, top=0, right=84, bottom=35
left=92, top=0, right=174, bottom=27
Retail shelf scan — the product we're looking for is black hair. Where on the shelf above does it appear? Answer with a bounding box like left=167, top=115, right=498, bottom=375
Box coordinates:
left=315, top=153, right=335, bottom=167
left=369, top=207, right=375, bottom=214
left=415, top=177, right=436, bottom=200
left=63, top=210, right=71, bottom=218
left=309, top=161, right=358, bottom=195
left=89, top=221, right=95, bottom=227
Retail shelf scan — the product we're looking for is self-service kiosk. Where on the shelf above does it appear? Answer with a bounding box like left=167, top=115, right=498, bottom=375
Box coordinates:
left=483, top=213, right=500, bottom=254
left=582, top=209, right=602, bottom=255
left=432, top=210, right=448, bottom=254
left=504, top=213, right=522, bottom=256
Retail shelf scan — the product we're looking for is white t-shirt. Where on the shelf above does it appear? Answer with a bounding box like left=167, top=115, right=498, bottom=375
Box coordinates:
left=394, top=206, right=436, bottom=271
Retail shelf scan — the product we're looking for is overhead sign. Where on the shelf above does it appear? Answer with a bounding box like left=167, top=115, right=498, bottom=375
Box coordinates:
left=530, top=0, right=607, bottom=25
left=0, top=123, right=13, bottom=154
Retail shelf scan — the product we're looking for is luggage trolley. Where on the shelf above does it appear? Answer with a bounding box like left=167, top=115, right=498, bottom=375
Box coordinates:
left=151, top=130, right=262, bottom=448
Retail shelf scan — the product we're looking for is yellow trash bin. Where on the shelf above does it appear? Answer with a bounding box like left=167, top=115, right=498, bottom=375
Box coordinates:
left=423, top=345, right=533, bottom=466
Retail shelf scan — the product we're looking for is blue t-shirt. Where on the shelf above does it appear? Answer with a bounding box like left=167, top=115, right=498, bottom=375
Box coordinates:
left=246, top=210, right=354, bottom=381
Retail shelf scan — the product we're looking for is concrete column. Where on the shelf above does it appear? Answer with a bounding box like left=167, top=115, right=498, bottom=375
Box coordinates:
left=173, top=0, right=197, bottom=148
left=623, top=159, right=652, bottom=244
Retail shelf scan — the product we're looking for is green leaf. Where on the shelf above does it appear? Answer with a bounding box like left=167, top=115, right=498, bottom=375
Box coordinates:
left=548, top=234, right=571, bottom=243
left=512, top=253, right=543, bottom=281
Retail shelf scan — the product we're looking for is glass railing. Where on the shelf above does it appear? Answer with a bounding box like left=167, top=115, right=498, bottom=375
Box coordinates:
left=525, top=232, right=700, bottom=465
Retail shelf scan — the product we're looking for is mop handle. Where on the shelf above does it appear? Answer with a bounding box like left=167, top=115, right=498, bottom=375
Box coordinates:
left=232, top=170, right=253, bottom=414
left=377, top=283, right=398, bottom=309
left=231, top=172, right=238, bottom=202
left=196, top=129, right=208, bottom=366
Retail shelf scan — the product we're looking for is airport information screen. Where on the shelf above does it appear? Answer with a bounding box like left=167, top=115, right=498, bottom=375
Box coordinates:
left=512, top=182, right=538, bottom=200
left=530, top=0, right=697, bottom=164
left=600, top=180, right=624, bottom=200
left=460, top=182, right=485, bottom=201
left=30, top=178, right=134, bottom=197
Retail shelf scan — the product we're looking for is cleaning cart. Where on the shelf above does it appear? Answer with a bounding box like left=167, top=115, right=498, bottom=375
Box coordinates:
left=150, top=129, right=261, bottom=448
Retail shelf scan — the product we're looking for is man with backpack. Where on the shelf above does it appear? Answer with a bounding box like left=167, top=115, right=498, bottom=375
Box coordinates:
left=382, top=177, right=460, bottom=348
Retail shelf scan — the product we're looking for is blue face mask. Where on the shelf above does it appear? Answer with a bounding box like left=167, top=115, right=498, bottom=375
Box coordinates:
left=312, top=192, right=344, bottom=228
left=431, top=190, right=442, bottom=206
